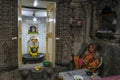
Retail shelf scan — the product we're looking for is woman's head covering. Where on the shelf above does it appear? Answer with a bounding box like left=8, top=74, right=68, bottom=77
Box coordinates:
left=87, top=43, right=96, bottom=53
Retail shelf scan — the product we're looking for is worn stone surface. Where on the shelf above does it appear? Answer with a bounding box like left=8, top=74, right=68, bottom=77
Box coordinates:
left=0, top=0, right=18, bottom=71
left=90, top=0, right=120, bottom=77
left=0, top=69, right=21, bottom=80
left=55, top=1, right=89, bottom=68
left=94, top=41, right=120, bottom=77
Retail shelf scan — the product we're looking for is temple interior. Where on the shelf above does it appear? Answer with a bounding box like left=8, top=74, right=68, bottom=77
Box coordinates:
left=0, top=0, right=120, bottom=80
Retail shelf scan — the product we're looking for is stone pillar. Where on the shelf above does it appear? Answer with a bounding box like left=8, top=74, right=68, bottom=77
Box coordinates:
left=0, top=0, right=18, bottom=71
left=115, top=0, right=120, bottom=42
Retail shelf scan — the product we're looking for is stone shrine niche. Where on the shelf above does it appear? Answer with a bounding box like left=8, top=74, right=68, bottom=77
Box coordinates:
left=96, top=6, right=117, bottom=39
left=18, top=0, right=56, bottom=67
left=21, top=17, right=46, bottom=64
left=100, top=6, right=116, bottom=32
left=22, top=36, right=45, bottom=64
left=88, top=0, right=118, bottom=40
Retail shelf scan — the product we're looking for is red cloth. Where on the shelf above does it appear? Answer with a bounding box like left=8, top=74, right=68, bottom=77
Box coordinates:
left=95, top=75, right=120, bottom=80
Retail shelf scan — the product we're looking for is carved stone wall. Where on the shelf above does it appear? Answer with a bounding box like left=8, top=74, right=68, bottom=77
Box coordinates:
left=0, top=0, right=18, bottom=71
left=55, top=1, right=91, bottom=68
left=90, top=0, right=120, bottom=77
left=55, top=2, right=72, bottom=66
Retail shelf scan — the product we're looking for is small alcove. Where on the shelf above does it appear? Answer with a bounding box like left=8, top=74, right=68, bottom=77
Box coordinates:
left=96, top=6, right=117, bottom=39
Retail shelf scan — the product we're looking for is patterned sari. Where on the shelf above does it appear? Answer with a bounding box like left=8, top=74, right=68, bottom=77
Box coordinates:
left=80, top=44, right=100, bottom=72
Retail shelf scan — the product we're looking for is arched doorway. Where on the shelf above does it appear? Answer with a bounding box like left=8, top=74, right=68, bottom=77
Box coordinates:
left=18, top=0, right=56, bottom=68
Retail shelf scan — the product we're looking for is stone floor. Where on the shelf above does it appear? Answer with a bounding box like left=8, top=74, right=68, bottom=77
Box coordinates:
left=19, top=66, right=68, bottom=80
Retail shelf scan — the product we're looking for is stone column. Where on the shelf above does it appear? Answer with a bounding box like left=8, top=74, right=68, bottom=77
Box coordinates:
left=0, top=0, right=19, bottom=80
left=115, top=0, right=120, bottom=42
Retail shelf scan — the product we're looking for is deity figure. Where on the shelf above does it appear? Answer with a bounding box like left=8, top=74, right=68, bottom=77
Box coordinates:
left=27, top=36, right=40, bottom=57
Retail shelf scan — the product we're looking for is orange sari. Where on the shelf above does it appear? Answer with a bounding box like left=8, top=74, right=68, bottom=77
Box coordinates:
left=74, top=56, right=80, bottom=69
left=81, top=52, right=100, bottom=72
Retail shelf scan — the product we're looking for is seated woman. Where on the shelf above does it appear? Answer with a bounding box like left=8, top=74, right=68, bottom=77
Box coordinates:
left=73, top=43, right=100, bottom=72
left=80, top=43, right=100, bottom=72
